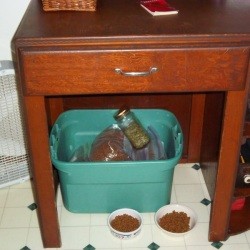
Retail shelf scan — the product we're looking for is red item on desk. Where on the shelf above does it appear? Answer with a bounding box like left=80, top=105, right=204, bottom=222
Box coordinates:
left=231, top=198, right=246, bottom=211
left=140, top=0, right=178, bottom=16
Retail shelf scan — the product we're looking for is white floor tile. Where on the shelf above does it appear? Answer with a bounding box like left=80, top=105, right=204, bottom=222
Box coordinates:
left=60, top=206, right=91, bottom=227
left=0, top=207, right=3, bottom=221
left=175, top=184, right=205, bottom=203
left=151, top=224, right=186, bottom=247
left=121, top=224, right=153, bottom=248
left=178, top=163, right=198, bottom=168
left=56, top=186, right=63, bottom=207
left=29, top=209, right=40, bottom=228
left=0, top=228, right=28, bottom=250
left=184, top=222, right=211, bottom=246
left=160, top=247, right=187, bottom=250
left=57, top=204, right=62, bottom=223
left=27, top=227, right=47, bottom=250
left=205, top=203, right=211, bottom=215
left=60, top=226, right=89, bottom=249
left=90, top=213, right=109, bottom=226
left=186, top=246, right=220, bottom=250
left=141, top=212, right=153, bottom=225
left=0, top=188, right=8, bottom=207
left=98, top=249, right=121, bottom=250
left=220, top=244, right=250, bottom=250
left=190, top=244, right=250, bottom=250
left=149, top=212, right=155, bottom=224
left=90, top=225, right=122, bottom=249
left=246, top=230, right=250, bottom=243
left=198, top=169, right=206, bottom=184
left=26, top=227, right=59, bottom=250
left=223, top=232, right=248, bottom=244
left=10, top=179, right=32, bottom=189
left=171, top=185, right=178, bottom=203
left=0, top=207, right=31, bottom=228
left=5, top=188, right=34, bottom=207
left=201, top=183, right=211, bottom=199
left=173, top=165, right=201, bottom=184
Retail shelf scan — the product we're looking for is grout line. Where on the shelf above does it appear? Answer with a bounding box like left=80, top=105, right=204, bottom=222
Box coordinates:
left=0, top=187, right=10, bottom=228
left=172, top=184, right=179, bottom=203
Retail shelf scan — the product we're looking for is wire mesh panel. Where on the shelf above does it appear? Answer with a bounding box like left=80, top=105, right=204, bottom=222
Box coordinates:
left=0, top=61, right=30, bottom=188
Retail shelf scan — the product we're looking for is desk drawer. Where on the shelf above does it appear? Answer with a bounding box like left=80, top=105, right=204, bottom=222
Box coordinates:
left=21, top=48, right=249, bottom=95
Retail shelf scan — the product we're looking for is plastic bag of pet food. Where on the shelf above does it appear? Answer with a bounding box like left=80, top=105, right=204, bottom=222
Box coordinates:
left=125, top=126, right=167, bottom=161
left=89, top=124, right=131, bottom=162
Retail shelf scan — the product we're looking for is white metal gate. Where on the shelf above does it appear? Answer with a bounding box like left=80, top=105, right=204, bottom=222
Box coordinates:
left=0, top=60, right=30, bottom=188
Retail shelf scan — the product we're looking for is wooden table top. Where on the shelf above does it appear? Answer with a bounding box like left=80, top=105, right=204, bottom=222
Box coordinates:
left=13, top=0, right=250, bottom=46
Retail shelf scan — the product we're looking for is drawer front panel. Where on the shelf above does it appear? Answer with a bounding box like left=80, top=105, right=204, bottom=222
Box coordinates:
left=21, top=48, right=249, bottom=95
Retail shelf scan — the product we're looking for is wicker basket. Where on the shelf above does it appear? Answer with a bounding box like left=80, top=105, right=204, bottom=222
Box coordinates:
left=42, top=0, right=97, bottom=11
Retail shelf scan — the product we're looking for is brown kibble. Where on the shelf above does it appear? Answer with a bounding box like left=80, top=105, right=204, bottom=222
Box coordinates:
left=89, top=128, right=130, bottom=161
left=111, top=214, right=140, bottom=232
left=159, top=210, right=190, bottom=233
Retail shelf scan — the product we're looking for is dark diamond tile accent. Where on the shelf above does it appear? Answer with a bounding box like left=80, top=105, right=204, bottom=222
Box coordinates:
left=83, top=244, right=95, bottom=250
left=28, top=203, right=37, bottom=211
left=211, top=241, right=223, bottom=249
left=200, top=198, right=211, bottom=206
left=148, top=242, right=160, bottom=250
left=192, top=164, right=201, bottom=170
left=20, top=247, right=31, bottom=250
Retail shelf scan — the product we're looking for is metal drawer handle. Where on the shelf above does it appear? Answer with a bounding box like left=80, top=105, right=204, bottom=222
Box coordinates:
left=115, top=67, right=158, bottom=77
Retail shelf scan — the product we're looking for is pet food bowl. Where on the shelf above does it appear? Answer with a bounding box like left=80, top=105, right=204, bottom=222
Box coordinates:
left=155, top=204, right=198, bottom=237
left=108, top=208, right=142, bottom=239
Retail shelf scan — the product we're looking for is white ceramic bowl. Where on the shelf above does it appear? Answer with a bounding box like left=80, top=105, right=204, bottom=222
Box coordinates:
left=155, top=204, right=198, bottom=237
left=108, top=208, right=142, bottom=239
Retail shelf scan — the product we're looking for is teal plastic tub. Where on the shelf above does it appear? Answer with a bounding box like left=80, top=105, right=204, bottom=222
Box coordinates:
left=50, top=109, right=183, bottom=213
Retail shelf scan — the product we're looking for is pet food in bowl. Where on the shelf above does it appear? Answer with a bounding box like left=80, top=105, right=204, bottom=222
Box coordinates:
left=155, top=204, right=197, bottom=236
left=108, top=208, right=142, bottom=239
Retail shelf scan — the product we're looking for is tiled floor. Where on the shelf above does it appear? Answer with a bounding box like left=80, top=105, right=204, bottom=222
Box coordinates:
left=0, top=163, right=249, bottom=250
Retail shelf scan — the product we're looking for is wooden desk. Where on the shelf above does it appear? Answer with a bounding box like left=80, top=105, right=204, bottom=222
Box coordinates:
left=12, top=0, right=250, bottom=247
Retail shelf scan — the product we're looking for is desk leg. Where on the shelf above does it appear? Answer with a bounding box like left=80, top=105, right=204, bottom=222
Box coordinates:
left=208, top=89, right=248, bottom=241
left=23, top=96, right=61, bottom=248
left=188, top=94, right=206, bottom=162
left=46, top=97, right=64, bottom=127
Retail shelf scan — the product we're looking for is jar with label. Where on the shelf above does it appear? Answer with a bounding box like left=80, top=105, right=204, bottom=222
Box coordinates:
left=114, top=107, right=150, bottom=149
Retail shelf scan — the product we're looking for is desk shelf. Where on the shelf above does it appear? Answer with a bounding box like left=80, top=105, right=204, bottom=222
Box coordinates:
left=243, top=96, right=250, bottom=137
left=229, top=106, right=250, bottom=237
left=229, top=197, right=250, bottom=236
left=232, top=180, right=250, bottom=235
left=243, top=121, right=250, bottom=137
left=243, top=117, right=250, bottom=138
left=234, top=187, right=250, bottom=198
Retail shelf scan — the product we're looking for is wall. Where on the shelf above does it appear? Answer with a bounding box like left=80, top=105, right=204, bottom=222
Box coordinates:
left=0, top=0, right=30, bottom=61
